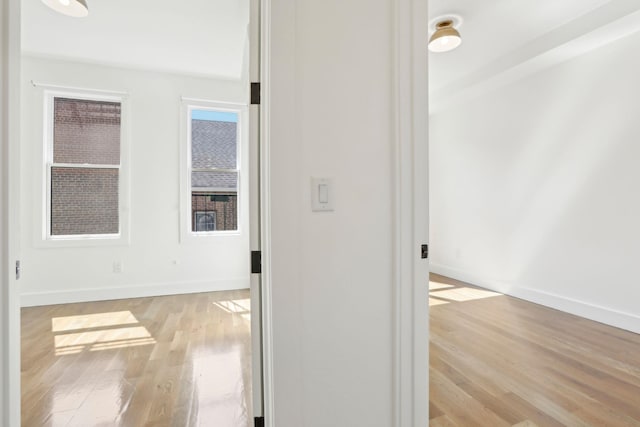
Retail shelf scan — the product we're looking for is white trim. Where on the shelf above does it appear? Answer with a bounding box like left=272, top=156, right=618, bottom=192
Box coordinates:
left=259, top=0, right=275, bottom=424
left=179, top=100, right=248, bottom=242
left=20, top=278, right=250, bottom=308
left=391, top=0, right=429, bottom=425
left=31, top=80, right=129, bottom=97
left=4, top=0, right=21, bottom=424
left=49, top=163, right=121, bottom=169
left=192, top=168, right=239, bottom=173
left=39, top=90, right=131, bottom=247
left=430, top=263, right=640, bottom=335
left=192, top=186, right=238, bottom=192
left=410, top=0, right=430, bottom=422
left=0, top=1, right=8, bottom=423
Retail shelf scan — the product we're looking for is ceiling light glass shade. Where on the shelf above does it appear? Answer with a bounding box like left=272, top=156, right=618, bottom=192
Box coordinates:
left=428, top=21, right=461, bottom=53
left=41, top=0, right=89, bottom=17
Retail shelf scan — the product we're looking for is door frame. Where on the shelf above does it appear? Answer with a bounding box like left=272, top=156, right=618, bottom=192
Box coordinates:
left=391, top=0, right=430, bottom=424
left=2, top=0, right=22, bottom=425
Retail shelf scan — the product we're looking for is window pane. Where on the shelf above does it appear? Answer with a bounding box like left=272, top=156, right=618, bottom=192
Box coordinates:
left=191, top=113, right=237, bottom=170
left=191, top=193, right=237, bottom=232
left=191, top=170, right=238, bottom=231
left=194, top=211, right=217, bottom=232
left=54, top=98, right=121, bottom=165
left=51, top=167, right=119, bottom=236
left=191, top=170, right=238, bottom=191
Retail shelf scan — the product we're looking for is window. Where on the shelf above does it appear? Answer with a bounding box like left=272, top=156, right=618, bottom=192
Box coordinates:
left=194, top=211, right=217, bottom=232
left=185, top=105, right=241, bottom=235
left=45, top=93, right=124, bottom=239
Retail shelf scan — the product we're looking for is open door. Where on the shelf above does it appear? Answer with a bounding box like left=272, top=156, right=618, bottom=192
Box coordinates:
left=249, top=0, right=264, bottom=423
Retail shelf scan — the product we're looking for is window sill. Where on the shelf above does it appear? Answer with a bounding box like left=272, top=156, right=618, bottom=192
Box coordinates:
left=180, top=229, right=242, bottom=244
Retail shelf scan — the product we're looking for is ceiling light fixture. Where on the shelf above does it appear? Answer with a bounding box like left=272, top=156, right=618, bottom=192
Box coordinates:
left=41, top=0, right=89, bottom=17
left=429, top=19, right=462, bottom=53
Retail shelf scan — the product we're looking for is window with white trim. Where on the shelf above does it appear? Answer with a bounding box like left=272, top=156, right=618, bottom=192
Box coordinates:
left=186, top=106, right=240, bottom=234
left=45, top=93, right=123, bottom=239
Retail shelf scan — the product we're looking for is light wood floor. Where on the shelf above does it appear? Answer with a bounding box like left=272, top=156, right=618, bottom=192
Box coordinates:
left=21, top=290, right=252, bottom=427
left=429, top=273, right=640, bottom=427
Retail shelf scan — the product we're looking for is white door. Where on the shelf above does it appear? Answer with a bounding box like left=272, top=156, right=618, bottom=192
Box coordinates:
left=249, top=0, right=264, bottom=421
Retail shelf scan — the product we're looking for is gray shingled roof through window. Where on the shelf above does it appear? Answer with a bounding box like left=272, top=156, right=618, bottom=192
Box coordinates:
left=191, top=119, right=238, bottom=191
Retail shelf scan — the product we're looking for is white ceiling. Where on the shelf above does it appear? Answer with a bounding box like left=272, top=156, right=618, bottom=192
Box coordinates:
left=22, top=0, right=250, bottom=80
left=23, top=1, right=640, bottom=96
left=428, top=0, right=640, bottom=111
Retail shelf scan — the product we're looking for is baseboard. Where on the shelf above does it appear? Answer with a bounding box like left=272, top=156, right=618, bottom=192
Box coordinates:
left=430, top=263, right=510, bottom=294
left=21, top=277, right=250, bottom=307
left=430, top=262, right=640, bottom=335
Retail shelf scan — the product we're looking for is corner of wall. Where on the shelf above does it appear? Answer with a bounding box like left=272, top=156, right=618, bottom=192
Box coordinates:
left=430, top=262, right=640, bottom=335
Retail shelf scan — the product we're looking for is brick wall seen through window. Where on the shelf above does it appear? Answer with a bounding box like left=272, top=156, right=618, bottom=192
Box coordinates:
left=49, top=97, right=121, bottom=236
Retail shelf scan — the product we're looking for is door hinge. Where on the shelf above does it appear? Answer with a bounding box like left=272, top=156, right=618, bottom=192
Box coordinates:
left=15, top=260, right=21, bottom=280
left=421, top=244, right=429, bottom=259
left=251, top=250, right=262, bottom=274
left=251, top=82, right=261, bottom=105
left=254, top=417, right=265, bottom=427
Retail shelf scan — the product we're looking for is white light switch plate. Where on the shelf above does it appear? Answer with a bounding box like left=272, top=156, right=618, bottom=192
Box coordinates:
left=311, top=177, right=333, bottom=212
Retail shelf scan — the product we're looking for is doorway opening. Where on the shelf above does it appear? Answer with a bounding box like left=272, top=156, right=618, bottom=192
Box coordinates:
left=18, top=0, right=262, bottom=424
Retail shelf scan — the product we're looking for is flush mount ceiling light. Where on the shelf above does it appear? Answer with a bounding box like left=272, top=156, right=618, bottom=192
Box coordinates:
left=429, top=15, right=463, bottom=53
left=42, top=0, right=89, bottom=17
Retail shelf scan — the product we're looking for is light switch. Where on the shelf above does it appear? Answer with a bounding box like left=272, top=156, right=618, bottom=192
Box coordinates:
left=311, top=177, right=333, bottom=212
left=319, top=184, right=329, bottom=203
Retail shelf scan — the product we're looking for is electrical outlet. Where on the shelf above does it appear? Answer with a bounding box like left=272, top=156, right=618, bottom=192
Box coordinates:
left=113, top=261, right=123, bottom=273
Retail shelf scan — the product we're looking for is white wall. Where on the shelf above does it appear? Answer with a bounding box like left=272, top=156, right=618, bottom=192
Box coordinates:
left=265, top=0, right=423, bottom=424
left=430, top=29, right=640, bottom=334
left=267, top=0, right=387, bottom=423
left=20, top=56, right=250, bottom=306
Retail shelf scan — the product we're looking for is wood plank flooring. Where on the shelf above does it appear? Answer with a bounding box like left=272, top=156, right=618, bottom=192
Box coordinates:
left=21, top=290, right=252, bottom=427
left=429, top=273, right=640, bottom=427
left=22, top=276, right=640, bottom=426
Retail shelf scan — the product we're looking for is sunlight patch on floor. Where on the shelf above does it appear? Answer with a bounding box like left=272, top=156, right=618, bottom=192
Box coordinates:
left=429, top=297, right=451, bottom=307
left=429, top=280, right=502, bottom=306
left=52, top=311, right=156, bottom=355
left=52, top=310, right=139, bottom=332
left=429, top=281, right=455, bottom=291
left=214, top=298, right=251, bottom=322
left=431, top=287, right=501, bottom=302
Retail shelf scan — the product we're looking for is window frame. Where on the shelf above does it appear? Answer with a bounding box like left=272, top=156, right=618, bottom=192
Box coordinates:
left=180, top=100, right=246, bottom=241
left=41, top=89, right=130, bottom=246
